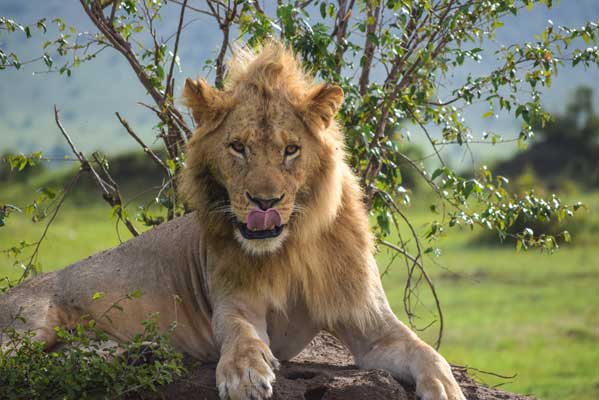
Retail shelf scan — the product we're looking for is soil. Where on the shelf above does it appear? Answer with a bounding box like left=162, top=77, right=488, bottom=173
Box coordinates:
left=134, top=332, right=535, bottom=400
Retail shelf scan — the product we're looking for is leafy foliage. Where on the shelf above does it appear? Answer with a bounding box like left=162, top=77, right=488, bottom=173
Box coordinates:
left=0, top=313, right=184, bottom=399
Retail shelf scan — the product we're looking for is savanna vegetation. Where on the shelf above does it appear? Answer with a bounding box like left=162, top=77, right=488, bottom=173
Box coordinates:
left=1, top=0, right=598, bottom=399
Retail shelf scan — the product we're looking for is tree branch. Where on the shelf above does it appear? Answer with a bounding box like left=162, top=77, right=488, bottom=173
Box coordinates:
left=358, top=0, right=380, bottom=95
left=54, top=105, right=139, bottom=237
left=164, top=0, right=188, bottom=102
left=115, top=112, right=170, bottom=175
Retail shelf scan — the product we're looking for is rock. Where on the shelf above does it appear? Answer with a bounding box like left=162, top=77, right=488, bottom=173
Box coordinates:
left=135, top=332, right=535, bottom=400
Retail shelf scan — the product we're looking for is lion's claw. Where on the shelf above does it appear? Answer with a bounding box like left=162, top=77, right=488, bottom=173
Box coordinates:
left=216, top=339, right=278, bottom=400
left=416, top=360, right=466, bottom=400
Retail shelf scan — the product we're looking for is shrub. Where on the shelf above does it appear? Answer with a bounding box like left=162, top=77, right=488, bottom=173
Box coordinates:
left=0, top=314, right=184, bottom=399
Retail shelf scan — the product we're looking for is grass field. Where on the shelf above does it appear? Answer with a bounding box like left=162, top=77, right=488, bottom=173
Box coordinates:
left=1, top=180, right=598, bottom=400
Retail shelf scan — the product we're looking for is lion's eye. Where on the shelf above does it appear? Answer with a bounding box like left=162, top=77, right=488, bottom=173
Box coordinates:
left=229, top=141, right=245, bottom=155
left=284, top=144, right=300, bottom=157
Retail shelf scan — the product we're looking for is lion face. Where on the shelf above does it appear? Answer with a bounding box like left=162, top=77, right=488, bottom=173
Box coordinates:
left=210, top=96, right=322, bottom=254
left=181, top=44, right=344, bottom=255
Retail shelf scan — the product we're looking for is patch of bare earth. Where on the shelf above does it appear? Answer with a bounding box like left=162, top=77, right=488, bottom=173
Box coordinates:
left=134, top=332, right=535, bottom=400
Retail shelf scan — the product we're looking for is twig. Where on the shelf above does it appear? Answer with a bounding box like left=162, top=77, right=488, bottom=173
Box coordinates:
left=455, top=365, right=518, bottom=380
left=208, top=0, right=237, bottom=88
left=168, top=0, right=213, bottom=16
left=54, top=105, right=139, bottom=237
left=358, top=0, right=380, bottom=95
left=164, top=0, right=188, bottom=101
left=109, top=0, right=118, bottom=25
left=19, top=171, right=82, bottom=282
left=331, top=0, right=356, bottom=76
left=406, top=108, right=446, bottom=168
left=377, top=191, right=444, bottom=350
left=115, top=112, right=170, bottom=175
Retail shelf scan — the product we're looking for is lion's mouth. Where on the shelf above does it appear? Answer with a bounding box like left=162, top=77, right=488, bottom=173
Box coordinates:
left=238, top=223, right=285, bottom=240
left=238, top=208, right=284, bottom=240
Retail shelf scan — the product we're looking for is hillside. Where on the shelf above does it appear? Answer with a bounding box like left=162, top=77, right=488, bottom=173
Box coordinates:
left=0, top=1, right=598, bottom=165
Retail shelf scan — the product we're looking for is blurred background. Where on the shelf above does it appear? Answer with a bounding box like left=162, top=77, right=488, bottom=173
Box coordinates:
left=1, top=1, right=598, bottom=399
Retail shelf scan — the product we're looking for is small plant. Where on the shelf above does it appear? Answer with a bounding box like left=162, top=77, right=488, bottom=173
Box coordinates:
left=0, top=313, right=184, bottom=399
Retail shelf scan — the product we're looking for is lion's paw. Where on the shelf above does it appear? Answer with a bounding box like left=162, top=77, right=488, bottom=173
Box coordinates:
left=216, top=338, right=280, bottom=400
left=416, top=359, right=466, bottom=400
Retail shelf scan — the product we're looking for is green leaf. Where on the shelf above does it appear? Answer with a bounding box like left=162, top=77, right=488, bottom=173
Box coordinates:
left=431, top=168, right=445, bottom=181
left=92, top=292, right=105, bottom=300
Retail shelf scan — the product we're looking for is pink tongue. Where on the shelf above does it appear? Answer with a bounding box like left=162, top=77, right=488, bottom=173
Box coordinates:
left=247, top=209, right=282, bottom=231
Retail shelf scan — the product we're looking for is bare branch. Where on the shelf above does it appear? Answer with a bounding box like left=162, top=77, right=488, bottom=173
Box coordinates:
left=115, top=112, right=170, bottom=175
left=79, top=0, right=192, bottom=145
left=54, top=105, right=140, bottom=237
left=19, top=172, right=82, bottom=282
left=358, top=0, right=381, bottom=95
left=165, top=0, right=188, bottom=101
left=168, top=0, right=214, bottom=16
left=109, top=0, right=118, bottom=25
left=208, top=0, right=238, bottom=87
left=378, top=191, right=444, bottom=350
left=331, top=0, right=356, bottom=76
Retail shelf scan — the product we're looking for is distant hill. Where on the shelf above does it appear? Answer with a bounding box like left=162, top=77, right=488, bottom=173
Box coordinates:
left=0, top=1, right=597, bottom=166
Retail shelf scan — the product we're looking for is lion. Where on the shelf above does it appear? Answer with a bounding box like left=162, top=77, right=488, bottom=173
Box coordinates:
left=0, top=42, right=465, bottom=400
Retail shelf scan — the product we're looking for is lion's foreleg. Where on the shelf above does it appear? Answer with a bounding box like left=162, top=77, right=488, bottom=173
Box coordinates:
left=334, top=293, right=465, bottom=400
left=212, top=296, right=279, bottom=400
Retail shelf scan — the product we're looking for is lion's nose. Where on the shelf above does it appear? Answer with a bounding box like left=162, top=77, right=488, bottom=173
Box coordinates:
left=246, top=192, right=285, bottom=211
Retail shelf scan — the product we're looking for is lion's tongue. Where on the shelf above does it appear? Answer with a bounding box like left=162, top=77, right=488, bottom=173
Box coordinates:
left=247, top=209, right=282, bottom=231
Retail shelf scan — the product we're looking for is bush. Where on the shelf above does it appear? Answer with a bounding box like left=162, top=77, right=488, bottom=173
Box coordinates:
left=471, top=167, right=595, bottom=247
left=0, top=314, right=184, bottom=399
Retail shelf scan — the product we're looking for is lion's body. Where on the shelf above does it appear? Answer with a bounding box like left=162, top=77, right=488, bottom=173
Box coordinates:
left=0, top=211, right=331, bottom=362
left=0, top=42, right=465, bottom=400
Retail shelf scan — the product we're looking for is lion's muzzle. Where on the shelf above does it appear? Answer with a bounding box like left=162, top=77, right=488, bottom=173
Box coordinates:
left=239, top=208, right=284, bottom=240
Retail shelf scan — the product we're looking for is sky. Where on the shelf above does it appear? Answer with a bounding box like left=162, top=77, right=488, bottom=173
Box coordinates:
left=0, top=1, right=597, bottom=168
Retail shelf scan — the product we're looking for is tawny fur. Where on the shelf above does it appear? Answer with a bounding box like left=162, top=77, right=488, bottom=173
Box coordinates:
left=0, top=41, right=465, bottom=400
left=180, top=41, right=378, bottom=330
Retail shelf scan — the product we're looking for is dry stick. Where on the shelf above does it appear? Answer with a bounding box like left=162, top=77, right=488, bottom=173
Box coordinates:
left=378, top=191, right=444, bottom=350
left=381, top=208, right=414, bottom=300
left=358, top=0, right=381, bottom=95
left=54, top=106, right=113, bottom=195
left=115, top=112, right=170, bottom=175
left=331, top=0, right=355, bottom=76
left=168, top=0, right=213, bottom=17
left=164, top=0, right=188, bottom=102
left=19, top=171, right=82, bottom=283
left=455, top=364, right=518, bottom=380
left=379, top=238, right=424, bottom=320
left=208, top=0, right=237, bottom=88
left=407, top=108, right=446, bottom=168
left=80, top=0, right=191, bottom=141
left=118, top=109, right=178, bottom=221
left=54, top=106, right=139, bottom=237
left=109, top=0, right=118, bottom=25
left=89, top=152, right=130, bottom=242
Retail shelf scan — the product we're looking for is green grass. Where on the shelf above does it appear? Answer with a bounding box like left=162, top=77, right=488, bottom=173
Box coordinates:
left=1, top=181, right=598, bottom=399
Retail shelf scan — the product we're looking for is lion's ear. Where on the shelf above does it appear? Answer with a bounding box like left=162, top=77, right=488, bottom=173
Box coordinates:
left=300, top=84, right=344, bottom=131
left=182, top=78, right=230, bottom=132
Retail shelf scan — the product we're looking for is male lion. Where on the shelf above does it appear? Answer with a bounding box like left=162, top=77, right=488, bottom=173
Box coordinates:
left=0, top=42, right=465, bottom=400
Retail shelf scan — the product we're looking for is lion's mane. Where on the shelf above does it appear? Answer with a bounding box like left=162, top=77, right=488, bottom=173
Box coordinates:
left=179, top=42, right=382, bottom=330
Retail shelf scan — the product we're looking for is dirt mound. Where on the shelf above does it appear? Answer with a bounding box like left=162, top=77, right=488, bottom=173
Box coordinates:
left=136, top=333, right=534, bottom=400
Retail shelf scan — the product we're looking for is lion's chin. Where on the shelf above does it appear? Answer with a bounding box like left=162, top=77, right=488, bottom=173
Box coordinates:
left=234, top=228, right=288, bottom=256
